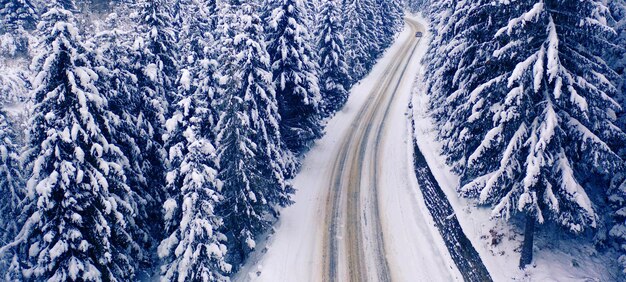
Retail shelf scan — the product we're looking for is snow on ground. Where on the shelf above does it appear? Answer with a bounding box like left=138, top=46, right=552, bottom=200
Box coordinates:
left=376, top=15, right=462, bottom=282
left=235, top=18, right=459, bottom=281
left=409, top=16, right=620, bottom=282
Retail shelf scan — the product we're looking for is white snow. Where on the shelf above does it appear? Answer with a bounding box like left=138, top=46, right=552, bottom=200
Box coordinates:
left=179, top=69, right=191, bottom=91
left=163, top=199, right=178, bottom=222
left=145, top=64, right=158, bottom=82
left=234, top=17, right=460, bottom=282
left=496, top=2, right=544, bottom=37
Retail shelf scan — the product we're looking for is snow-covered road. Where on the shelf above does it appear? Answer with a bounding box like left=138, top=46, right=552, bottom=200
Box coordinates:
left=235, top=18, right=461, bottom=282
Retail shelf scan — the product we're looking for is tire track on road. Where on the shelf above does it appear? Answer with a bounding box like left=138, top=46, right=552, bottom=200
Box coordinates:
left=322, top=19, right=422, bottom=282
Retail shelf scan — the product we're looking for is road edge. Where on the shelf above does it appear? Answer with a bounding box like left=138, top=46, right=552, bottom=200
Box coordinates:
left=407, top=17, right=494, bottom=282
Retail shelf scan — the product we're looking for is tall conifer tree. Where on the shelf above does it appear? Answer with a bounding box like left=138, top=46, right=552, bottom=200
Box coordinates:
left=428, top=0, right=626, bottom=267
left=157, top=1, right=230, bottom=280
left=217, top=1, right=295, bottom=267
left=6, top=3, right=139, bottom=280
left=0, top=108, right=24, bottom=277
left=317, top=0, right=351, bottom=116
left=266, top=0, right=323, bottom=154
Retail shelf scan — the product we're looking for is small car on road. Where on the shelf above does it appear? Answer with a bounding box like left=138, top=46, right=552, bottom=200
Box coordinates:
left=415, top=32, right=423, bottom=37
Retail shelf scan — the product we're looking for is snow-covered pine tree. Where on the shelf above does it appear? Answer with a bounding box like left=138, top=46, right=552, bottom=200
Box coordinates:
left=157, top=0, right=231, bottom=280
left=436, top=0, right=626, bottom=268
left=343, top=0, right=377, bottom=81
left=0, top=108, right=24, bottom=276
left=158, top=71, right=230, bottom=282
left=376, top=0, right=403, bottom=50
left=266, top=0, right=323, bottom=154
left=0, top=0, right=37, bottom=33
left=89, top=12, right=163, bottom=269
left=5, top=3, right=139, bottom=280
left=605, top=0, right=626, bottom=275
left=110, top=0, right=180, bottom=252
left=317, top=0, right=351, bottom=116
left=217, top=2, right=295, bottom=268
left=0, top=0, right=37, bottom=57
left=425, top=0, right=499, bottom=173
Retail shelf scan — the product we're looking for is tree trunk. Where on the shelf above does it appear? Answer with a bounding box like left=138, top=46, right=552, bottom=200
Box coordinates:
left=519, top=213, right=535, bottom=269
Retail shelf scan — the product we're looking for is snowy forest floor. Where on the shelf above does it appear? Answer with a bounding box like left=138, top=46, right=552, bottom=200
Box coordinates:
left=409, top=17, right=621, bottom=282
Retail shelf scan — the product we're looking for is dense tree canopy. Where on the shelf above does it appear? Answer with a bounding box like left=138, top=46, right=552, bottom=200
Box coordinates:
left=0, top=0, right=405, bottom=279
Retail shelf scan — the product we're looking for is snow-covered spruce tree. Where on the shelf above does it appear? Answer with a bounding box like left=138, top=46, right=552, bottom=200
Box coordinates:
left=135, top=0, right=179, bottom=111
left=605, top=0, right=626, bottom=275
left=0, top=0, right=37, bottom=33
left=0, top=108, right=24, bottom=276
left=317, top=0, right=351, bottom=117
left=609, top=0, right=626, bottom=129
left=439, top=0, right=626, bottom=268
left=178, top=0, right=217, bottom=63
left=363, top=0, right=382, bottom=58
left=405, top=0, right=426, bottom=13
left=0, top=70, right=30, bottom=106
left=5, top=3, right=138, bottom=280
left=426, top=0, right=500, bottom=171
left=112, top=0, right=179, bottom=251
left=0, top=0, right=37, bottom=57
left=214, top=0, right=243, bottom=103
left=217, top=2, right=295, bottom=268
left=0, top=71, right=30, bottom=280
left=266, top=0, right=323, bottom=154
left=343, top=0, right=377, bottom=81
left=158, top=71, right=230, bottom=281
left=214, top=0, right=238, bottom=56
left=74, top=9, right=156, bottom=273
left=422, top=0, right=463, bottom=108
left=422, top=0, right=459, bottom=124
left=89, top=15, right=163, bottom=269
left=157, top=1, right=231, bottom=280
left=611, top=177, right=626, bottom=275
left=305, top=0, right=320, bottom=26
left=177, top=0, right=219, bottom=139
left=375, top=0, right=403, bottom=51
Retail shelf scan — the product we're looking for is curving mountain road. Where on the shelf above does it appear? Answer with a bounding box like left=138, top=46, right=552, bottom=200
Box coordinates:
left=322, top=19, right=427, bottom=282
